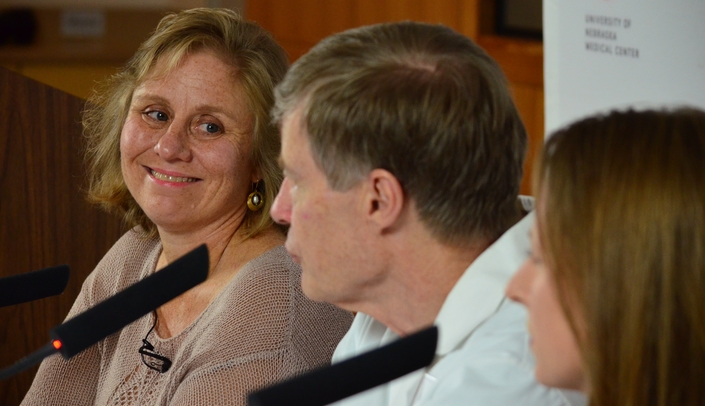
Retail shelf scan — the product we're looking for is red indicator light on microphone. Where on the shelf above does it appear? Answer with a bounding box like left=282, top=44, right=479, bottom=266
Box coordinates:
left=52, top=340, right=62, bottom=350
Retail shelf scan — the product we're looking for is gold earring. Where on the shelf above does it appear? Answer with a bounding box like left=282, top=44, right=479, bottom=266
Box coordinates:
left=247, top=181, right=264, bottom=211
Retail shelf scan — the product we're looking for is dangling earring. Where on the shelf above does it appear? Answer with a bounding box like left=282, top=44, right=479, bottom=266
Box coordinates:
left=247, top=180, right=264, bottom=211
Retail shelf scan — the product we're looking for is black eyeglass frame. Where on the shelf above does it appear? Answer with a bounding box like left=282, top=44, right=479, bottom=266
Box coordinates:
left=139, top=312, right=172, bottom=373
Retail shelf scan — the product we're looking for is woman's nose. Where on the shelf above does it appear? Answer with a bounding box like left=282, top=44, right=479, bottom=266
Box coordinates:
left=506, top=258, right=534, bottom=306
left=154, top=125, right=192, bottom=161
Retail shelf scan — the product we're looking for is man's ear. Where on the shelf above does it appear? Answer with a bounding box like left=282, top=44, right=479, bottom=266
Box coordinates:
left=364, top=168, right=404, bottom=229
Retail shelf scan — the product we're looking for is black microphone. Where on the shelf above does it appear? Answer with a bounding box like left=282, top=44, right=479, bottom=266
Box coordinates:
left=248, top=325, right=438, bottom=406
left=0, top=265, right=70, bottom=307
left=0, top=244, right=209, bottom=381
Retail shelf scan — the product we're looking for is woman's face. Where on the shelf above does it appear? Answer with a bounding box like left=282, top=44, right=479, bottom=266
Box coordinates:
left=506, top=220, right=587, bottom=392
left=120, top=49, right=256, bottom=235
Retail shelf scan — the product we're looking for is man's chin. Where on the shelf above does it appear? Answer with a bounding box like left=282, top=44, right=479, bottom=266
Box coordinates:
left=300, top=279, right=326, bottom=302
left=300, top=274, right=339, bottom=304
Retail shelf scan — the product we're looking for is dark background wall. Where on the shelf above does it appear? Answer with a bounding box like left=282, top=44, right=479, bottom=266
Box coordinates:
left=0, top=67, right=124, bottom=406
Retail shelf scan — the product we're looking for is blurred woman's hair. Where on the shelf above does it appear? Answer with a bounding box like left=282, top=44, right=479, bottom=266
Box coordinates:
left=84, top=8, right=288, bottom=238
left=535, top=107, right=705, bottom=406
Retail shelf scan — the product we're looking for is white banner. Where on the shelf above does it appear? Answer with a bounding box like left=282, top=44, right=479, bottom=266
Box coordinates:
left=544, top=0, right=705, bottom=135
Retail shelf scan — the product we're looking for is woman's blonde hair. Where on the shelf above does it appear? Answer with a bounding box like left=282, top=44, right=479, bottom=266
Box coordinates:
left=83, top=8, right=288, bottom=238
left=535, top=108, right=705, bottom=406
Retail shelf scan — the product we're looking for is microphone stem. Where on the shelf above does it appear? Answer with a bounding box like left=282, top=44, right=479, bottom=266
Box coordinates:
left=0, top=342, right=56, bottom=381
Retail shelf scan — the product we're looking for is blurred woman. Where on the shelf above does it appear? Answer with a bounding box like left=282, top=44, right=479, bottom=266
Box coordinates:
left=506, top=108, right=705, bottom=405
left=22, top=8, right=352, bottom=405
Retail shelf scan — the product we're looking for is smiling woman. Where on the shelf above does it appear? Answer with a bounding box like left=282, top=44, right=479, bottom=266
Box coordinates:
left=20, top=8, right=353, bottom=406
left=120, top=50, right=256, bottom=236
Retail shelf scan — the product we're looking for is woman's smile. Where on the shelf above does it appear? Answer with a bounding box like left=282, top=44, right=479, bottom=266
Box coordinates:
left=147, top=166, right=200, bottom=184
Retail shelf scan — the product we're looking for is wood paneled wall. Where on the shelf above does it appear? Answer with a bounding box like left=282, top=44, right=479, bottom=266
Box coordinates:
left=0, top=8, right=168, bottom=99
left=246, top=0, right=481, bottom=59
left=246, top=0, right=544, bottom=194
left=0, top=67, right=124, bottom=406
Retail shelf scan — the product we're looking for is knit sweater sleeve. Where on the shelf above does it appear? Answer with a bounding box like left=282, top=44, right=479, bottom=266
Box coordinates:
left=20, top=229, right=158, bottom=406
left=20, top=265, right=103, bottom=405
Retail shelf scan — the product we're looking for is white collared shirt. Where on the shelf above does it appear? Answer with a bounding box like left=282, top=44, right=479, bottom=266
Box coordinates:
left=331, top=202, right=586, bottom=406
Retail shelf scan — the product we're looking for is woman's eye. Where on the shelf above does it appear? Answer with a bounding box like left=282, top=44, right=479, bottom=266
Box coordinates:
left=145, top=110, right=168, bottom=122
left=527, top=250, right=543, bottom=265
left=198, top=122, right=221, bottom=134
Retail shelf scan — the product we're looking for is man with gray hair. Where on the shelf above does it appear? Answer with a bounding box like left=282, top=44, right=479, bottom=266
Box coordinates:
left=270, top=21, right=584, bottom=405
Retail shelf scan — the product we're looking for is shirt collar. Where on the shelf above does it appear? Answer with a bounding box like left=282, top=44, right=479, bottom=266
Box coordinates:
left=434, top=208, right=534, bottom=355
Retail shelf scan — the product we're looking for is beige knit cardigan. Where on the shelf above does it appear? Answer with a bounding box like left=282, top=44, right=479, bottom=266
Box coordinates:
left=22, top=229, right=353, bottom=405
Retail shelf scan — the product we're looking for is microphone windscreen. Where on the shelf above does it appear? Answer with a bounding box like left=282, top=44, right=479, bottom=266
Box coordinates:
left=50, top=244, right=209, bottom=359
left=248, top=325, right=438, bottom=406
left=0, top=265, right=70, bottom=307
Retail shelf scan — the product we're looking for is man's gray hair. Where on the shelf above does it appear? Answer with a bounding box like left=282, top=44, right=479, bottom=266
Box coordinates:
left=273, top=21, right=526, bottom=245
